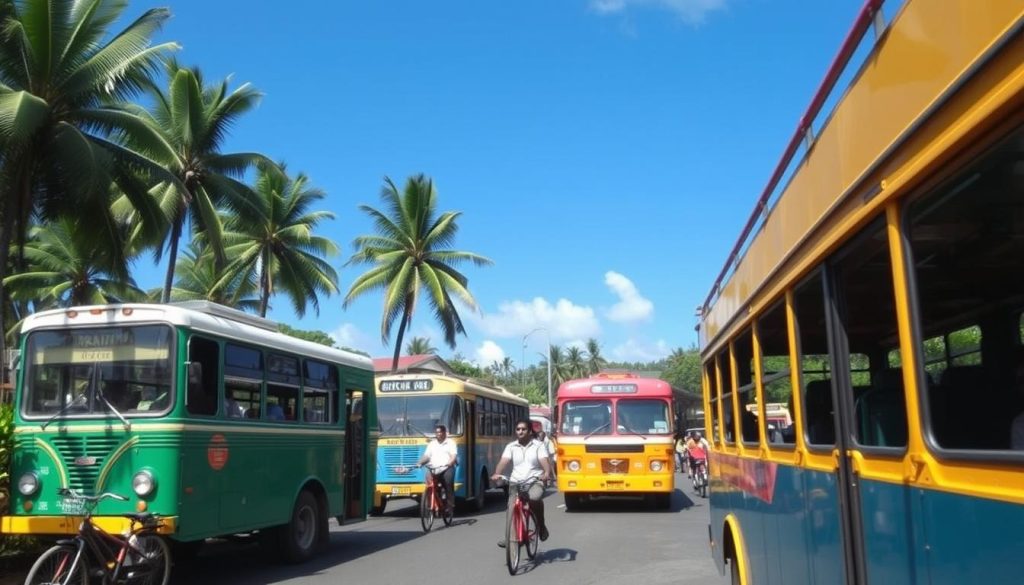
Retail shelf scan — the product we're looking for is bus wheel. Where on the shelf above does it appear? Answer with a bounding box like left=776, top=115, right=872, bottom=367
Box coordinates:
left=472, top=471, right=487, bottom=511
left=564, top=493, right=580, bottom=511
left=282, top=490, right=320, bottom=563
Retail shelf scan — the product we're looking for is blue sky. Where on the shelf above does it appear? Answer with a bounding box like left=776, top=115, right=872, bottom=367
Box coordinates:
left=135, top=0, right=877, bottom=368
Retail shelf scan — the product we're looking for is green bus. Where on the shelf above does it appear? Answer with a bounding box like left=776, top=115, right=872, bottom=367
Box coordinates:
left=0, top=301, right=376, bottom=562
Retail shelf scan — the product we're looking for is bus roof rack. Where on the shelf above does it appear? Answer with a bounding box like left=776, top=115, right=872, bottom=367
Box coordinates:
left=169, top=301, right=279, bottom=332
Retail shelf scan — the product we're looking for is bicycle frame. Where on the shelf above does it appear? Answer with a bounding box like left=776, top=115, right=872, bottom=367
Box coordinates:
left=425, top=471, right=447, bottom=513
left=511, top=489, right=531, bottom=541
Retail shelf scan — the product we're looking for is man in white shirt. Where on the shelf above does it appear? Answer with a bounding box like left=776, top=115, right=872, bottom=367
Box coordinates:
left=492, top=419, right=553, bottom=547
left=417, top=424, right=457, bottom=512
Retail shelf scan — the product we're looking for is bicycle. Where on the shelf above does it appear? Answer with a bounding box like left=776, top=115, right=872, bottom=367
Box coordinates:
left=419, top=464, right=454, bottom=533
left=691, top=457, right=708, bottom=498
left=24, top=488, right=171, bottom=585
left=495, top=476, right=541, bottom=576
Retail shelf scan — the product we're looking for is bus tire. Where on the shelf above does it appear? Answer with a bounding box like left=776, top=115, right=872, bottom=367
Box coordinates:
left=564, top=493, right=580, bottom=511
left=472, top=471, right=487, bottom=511
left=281, top=490, right=320, bottom=563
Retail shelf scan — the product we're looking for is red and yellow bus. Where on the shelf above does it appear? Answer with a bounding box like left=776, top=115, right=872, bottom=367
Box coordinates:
left=555, top=373, right=675, bottom=510
left=698, top=1, right=1024, bottom=583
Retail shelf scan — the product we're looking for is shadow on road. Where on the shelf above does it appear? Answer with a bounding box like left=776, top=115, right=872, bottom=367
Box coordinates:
left=560, top=487, right=707, bottom=514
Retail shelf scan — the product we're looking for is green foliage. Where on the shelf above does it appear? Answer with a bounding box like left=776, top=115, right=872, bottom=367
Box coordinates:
left=661, top=346, right=702, bottom=394
left=0, top=402, right=37, bottom=555
left=278, top=323, right=336, bottom=347
left=448, top=356, right=485, bottom=379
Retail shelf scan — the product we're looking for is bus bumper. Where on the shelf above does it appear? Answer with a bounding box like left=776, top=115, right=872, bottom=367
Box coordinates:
left=373, top=482, right=465, bottom=506
left=557, top=475, right=673, bottom=493
left=1, top=515, right=178, bottom=536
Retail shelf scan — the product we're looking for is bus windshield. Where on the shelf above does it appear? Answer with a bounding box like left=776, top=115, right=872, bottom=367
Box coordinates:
left=377, top=395, right=463, bottom=437
left=616, top=399, right=671, bottom=435
left=23, top=325, right=174, bottom=418
left=559, top=399, right=612, bottom=436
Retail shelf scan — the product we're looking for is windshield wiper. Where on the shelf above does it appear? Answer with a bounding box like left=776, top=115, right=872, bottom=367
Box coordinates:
left=97, top=387, right=131, bottom=432
left=41, top=394, right=86, bottom=430
left=407, top=420, right=431, bottom=438
left=617, top=425, right=648, bottom=440
left=584, top=422, right=611, bottom=440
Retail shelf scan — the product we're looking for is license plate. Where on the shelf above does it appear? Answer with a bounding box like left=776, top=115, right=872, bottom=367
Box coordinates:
left=606, top=481, right=624, bottom=491
left=391, top=486, right=411, bottom=496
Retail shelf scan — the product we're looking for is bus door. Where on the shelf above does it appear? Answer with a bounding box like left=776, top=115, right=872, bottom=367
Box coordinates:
left=342, top=389, right=367, bottom=523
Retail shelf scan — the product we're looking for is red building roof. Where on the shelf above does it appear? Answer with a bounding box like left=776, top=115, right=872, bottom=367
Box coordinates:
left=372, top=354, right=452, bottom=374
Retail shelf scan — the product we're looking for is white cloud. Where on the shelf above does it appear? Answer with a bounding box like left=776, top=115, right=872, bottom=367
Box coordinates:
left=475, top=340, right=506, bottom=367
left=604, top=271, right=654, bottom=323
left=610, top=338, right=672, bottom=362
left=331, top=322, right=371, bottom=349
left=474, top=297, right=601, bottom=341
left=589, top=0, right=727, bottom=23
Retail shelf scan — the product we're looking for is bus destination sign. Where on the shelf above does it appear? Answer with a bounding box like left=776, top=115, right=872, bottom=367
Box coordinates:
left=591, top=384, right=638, bottom=394
left=379, top=379, right=433, bottom=393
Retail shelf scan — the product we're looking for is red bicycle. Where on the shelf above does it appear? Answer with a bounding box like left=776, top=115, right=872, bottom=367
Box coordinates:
left=496, top=476, right=540, bottom=575
left=24, top=488, right=171, bottom=585
left=420, top=464, right=454, bottom=532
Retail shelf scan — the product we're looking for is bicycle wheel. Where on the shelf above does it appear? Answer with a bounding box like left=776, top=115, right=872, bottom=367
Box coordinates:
left=505, top=505, right=521, bottom=575
left=524, top=508, right=539, bottom=560
left=24, top=543, right=88, bottom=585
left=131, top=533, right=172, bottom=585
left=420, top=486, right=435, bottom=533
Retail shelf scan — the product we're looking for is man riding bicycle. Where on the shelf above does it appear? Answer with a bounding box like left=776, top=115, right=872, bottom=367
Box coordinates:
left=417, top=424, right=457, bottom=513
left=686, top=431, right=709, bottom=477
left=492, top=418, right=553, bottom=548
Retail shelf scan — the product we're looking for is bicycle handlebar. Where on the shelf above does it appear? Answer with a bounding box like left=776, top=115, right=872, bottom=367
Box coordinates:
left=57, top=488, right=129, bottom=503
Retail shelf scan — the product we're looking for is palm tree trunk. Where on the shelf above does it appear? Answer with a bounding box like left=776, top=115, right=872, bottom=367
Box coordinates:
left=161, top=214, right=184, bottom=303
left=259, top=249, right=270, bottom=317
left=391, top=307, right=411, bottom=373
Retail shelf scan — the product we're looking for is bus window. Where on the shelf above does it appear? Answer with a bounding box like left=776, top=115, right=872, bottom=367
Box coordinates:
left=224, top=343, right=262, bottom=419
left=905, top=125, right=1024, bottom=451
left=267, top=354, right=299, bottom=421
left=794, top=271, right=835, bottom=447
left=303, top=360, right=338, bottom=424
left=758, top=300, right=794, bottom=445
left=560, top=399, right=612, bottom=436
left=735, top=328, right=759, bottom=445
left=830, top=217, right=907, bottom=448
left=717, top=348, right=734, bottom=444
left=187, top=336, right=219, bottom=416
left=705, top=361, right=719, bottom=444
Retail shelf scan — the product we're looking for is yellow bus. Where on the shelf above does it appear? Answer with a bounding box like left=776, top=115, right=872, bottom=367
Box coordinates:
left=555, top=373, right=676, bottom=510
left=371, top=371, right=528, bottom=514
left=698, top=1, right=1024, bottom=583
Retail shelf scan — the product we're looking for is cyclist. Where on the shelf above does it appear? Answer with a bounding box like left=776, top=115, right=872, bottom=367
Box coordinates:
left=686, top=431, right=709, bottom=478
left=417, top=424, right=457, bottom=513
left=492, top=418, right=553, bottom=547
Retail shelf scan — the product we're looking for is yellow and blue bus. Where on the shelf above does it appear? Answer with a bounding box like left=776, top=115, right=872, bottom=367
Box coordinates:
left=555, top=373, right=676, bottom=510
left=698, top=1, right=1024, bottom=583
left=372, top=371, right=528, bottom=514
left=0, top=301, right=376, bottom=562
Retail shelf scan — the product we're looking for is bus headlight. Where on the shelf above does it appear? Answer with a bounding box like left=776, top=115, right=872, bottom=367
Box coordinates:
left=567, top=460, right=581, bottom=472
left=132, top=470, right=156, bottom=497
left=17, top=472, right=40, bottom=496
left=650, top=460, right=664, bottom=472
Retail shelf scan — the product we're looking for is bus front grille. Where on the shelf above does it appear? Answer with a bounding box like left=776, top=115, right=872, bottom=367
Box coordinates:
left=379, top=445, right=423, bottom=482
left=50, top=435, right=122, bottom=493
left=585, top=444, right=644, bottom=453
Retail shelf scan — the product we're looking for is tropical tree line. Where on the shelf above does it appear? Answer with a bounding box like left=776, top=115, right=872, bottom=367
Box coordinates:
left=0, top=0, right=491, bottom=372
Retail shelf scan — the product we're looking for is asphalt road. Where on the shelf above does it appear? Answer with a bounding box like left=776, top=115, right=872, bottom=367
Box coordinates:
left=5, top=474, right=728, bottom=585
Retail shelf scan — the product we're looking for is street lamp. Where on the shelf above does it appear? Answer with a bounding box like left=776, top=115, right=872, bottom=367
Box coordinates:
left=522, top=328, right=552, bottom=413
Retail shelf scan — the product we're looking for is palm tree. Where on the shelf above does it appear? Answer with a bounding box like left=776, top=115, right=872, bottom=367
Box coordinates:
left=344, top=175, right=492, bottom=372
left=565, top=346, right=588, bottom=380
left=585, top=338, right=608, bottom=375
left=219, top=163, right=339, bottom=317
left=168, top=242, right=259, bottom=311
left=405, top=336, right=438, bottom=355
left=0, top=0, right=178, bottom=352
left=542, top=345, right=570, bottom=398
left=4, top=218, right=145, bottom=309
left=500, top=356, right=515, bottom=381
left=123, top=61, right=270, bottom=302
